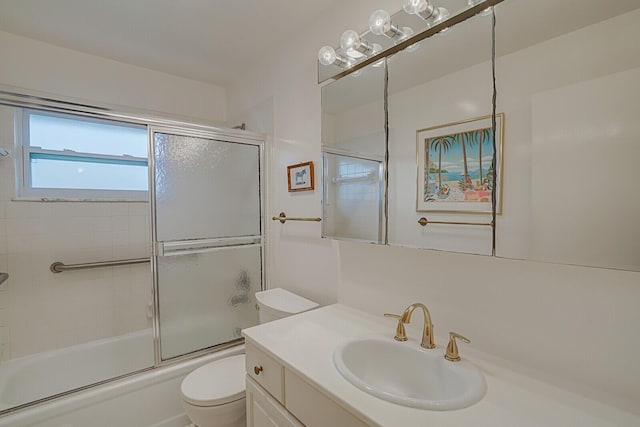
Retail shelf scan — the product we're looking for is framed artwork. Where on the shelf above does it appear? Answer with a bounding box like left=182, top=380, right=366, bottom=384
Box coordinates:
left=287, top=161, right=314, bottom=192
left=416, top=113, right=504, bottom=213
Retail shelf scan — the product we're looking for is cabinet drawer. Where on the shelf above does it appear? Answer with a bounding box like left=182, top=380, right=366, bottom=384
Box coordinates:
left=246, top=341, right=284, bottom=403
left=284, top=368, right=368, bottom=427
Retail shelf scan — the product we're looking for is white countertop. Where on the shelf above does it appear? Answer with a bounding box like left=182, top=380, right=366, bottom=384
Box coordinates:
left=242, top=304, right=640, bottom=427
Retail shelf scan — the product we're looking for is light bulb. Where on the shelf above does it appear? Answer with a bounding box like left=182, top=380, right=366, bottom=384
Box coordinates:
left=405, top=0, right=438, bottom=22
left=436, top=7, right=450, bottom=23
left=318, top=46, right=337, bottom=66
left=340, top=30, right=374, bottom=57
left=369, top=10, right=391, bottom=35
left=403, top=0, right=426, bottom=15
left=318, top=45, right=352, bottom=68
left=340, top=30, right=360, bottom=51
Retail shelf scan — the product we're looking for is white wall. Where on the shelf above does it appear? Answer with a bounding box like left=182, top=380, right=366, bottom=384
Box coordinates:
left=227, top=3, right=640, bottom=417
left=0, top=30, right=226, bottom=124
left=227, top=0, right=401, bottom=306
left=0, top=30, right=228, bottom=360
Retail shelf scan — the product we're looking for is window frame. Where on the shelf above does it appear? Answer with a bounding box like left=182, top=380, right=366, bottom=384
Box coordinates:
left=16, top=108, right=150, bottom=201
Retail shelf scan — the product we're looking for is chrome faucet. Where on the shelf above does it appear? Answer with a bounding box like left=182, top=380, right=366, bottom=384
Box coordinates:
left=400, top=303, right=435, bottom=349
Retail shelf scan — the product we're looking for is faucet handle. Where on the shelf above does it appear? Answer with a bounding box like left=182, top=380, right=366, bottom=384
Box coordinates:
left=384, top=313, right=408, bottom=342
left=444, top=332, right=470, bottom=362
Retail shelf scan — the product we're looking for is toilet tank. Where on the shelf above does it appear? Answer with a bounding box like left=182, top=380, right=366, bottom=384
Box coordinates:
left=255, top=288, right=319, bottom=324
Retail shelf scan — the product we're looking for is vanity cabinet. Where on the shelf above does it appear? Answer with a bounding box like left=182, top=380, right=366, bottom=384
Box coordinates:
left=245, top=341, right=367, bottom=427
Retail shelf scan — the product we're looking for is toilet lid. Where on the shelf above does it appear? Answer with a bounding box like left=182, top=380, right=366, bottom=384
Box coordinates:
left=255, top=288, right=319, bottom=314
left=181, top=354, right=246, bottom=406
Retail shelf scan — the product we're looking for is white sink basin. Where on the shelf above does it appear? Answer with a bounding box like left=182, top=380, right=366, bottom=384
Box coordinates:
left=333, top=336, right=487, bottom=410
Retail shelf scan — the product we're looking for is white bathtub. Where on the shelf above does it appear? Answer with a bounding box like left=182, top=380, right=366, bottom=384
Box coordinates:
left=0, top=329, right=243, bottom=427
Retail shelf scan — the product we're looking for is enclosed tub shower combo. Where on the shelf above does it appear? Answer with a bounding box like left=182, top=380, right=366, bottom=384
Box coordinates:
left=0, top=92, right=268, bottom=426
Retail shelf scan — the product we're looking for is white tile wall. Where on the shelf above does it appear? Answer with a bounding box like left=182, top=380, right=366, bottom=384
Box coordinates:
left=0, top=106, right=152, bottom=361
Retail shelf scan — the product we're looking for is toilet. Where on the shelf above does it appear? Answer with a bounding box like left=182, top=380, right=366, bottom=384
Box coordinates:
left=180, top=288, right=318, bottom=427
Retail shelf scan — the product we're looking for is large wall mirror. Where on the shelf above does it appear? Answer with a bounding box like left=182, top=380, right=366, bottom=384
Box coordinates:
left=320, top=0, right=640, bottom=272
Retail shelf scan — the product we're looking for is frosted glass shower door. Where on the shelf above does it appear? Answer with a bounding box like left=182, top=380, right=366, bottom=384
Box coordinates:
left=152, top=130, right=262, bottom=360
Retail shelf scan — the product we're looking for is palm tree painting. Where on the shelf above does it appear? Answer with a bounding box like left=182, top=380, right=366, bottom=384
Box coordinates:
left=420, top=114, right=502, bottom=211
left=418, top=114, right=503, bottom=212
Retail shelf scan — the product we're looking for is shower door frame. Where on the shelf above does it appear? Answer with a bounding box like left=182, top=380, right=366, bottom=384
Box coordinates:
left=148, top=125, right=266, bottom=367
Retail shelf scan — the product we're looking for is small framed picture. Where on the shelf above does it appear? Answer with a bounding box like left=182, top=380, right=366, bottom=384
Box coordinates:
left=287, top=161, right=314, bottom=192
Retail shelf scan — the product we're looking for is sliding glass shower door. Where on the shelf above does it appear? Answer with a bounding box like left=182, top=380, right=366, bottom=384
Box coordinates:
left=151, top=129, right=263, bottom=361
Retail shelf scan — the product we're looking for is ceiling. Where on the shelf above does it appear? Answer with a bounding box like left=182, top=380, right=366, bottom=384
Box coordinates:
left=0, top=0, right=341, bottom=86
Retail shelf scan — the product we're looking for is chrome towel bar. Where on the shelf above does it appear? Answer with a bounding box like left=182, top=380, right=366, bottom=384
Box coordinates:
left=272, top=212, right=322, bottom=224
left=50, top=258, right=150, bottom=273
left=418, top=217, right=493, bottom=227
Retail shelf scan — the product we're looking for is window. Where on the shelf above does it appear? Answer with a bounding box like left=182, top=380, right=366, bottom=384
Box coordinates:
left=18, top=109, right=148, bottom=200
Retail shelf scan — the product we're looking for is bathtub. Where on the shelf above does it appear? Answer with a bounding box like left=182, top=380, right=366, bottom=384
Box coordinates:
left=0, top=329, right=244, bottom=427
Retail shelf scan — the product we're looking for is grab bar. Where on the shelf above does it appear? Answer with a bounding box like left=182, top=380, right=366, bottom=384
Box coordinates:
left=272, top=212, right=322, bottom=224
left=50, top=258, right=150, bottom=273
left=0, top=272, right=8, bottom=285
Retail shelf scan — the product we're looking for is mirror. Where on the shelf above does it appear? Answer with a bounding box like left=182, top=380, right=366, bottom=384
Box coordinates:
left=386, top=5, right=496, bottom=255
left=320, top=0, right=640, bottom=271
left=321, top=62, right=386, bottom=243
left=491, top=0, right=640, bottom=271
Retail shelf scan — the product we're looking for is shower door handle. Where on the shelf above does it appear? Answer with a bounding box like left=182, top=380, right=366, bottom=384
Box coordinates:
left=155, top=236, right=262, bottom=257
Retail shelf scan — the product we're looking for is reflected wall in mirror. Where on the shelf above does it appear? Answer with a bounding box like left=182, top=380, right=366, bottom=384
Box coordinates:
left=387, top=7, right=497, bottom=255
left=321, top=62, right=386, bottom=243
left=492, top=0, right=640, bottom=271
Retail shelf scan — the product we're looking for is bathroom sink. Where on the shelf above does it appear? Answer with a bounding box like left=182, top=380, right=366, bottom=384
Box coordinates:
left=333, top=336, right=487, bottom=410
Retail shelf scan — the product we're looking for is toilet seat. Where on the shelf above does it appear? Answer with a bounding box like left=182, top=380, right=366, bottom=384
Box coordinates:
left=181, top=354, right=246, bottom=407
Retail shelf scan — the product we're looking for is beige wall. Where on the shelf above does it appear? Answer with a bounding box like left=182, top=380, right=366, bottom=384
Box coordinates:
left=227, top=2, right=640, bottom=416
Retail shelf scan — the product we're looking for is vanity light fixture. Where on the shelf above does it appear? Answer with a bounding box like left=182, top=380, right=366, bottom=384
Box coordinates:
left=318, top=45, right=352, bottom=68
left=468, top=0, right=493, bottom=16
left=369, top=10, right=413, bottom=41
left=318, top=1, right=460, bottom=72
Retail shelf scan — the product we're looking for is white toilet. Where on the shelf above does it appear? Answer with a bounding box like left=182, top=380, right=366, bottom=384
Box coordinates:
left=180, top=288, right=318, bottom=427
